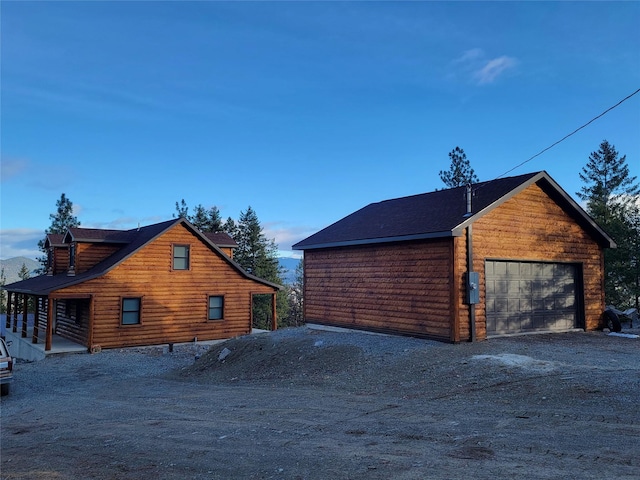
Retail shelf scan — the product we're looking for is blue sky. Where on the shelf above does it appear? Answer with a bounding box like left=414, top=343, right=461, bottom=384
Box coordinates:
left=1, top=1, right=639, bottom=260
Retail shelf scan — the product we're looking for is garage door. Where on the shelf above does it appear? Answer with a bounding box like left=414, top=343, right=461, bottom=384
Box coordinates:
left=485, top=261, right=578, bottom=336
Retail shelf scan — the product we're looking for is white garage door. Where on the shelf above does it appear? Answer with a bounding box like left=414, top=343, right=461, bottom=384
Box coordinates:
left=485, top=261, right=578, bottom=336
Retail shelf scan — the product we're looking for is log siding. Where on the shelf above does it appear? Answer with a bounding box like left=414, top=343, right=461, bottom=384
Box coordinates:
left=55, top=223, right=276, bottom=349
left=471, top=183, right=605, bottom=336
left=75, top=243, right=122, bottom=274
left=299, top=180, right=608, bottom=342
left=304, top=239, right=454, bottom=340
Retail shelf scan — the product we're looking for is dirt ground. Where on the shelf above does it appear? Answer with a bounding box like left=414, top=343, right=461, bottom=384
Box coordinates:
left=1, top=325, right=639, bottom=480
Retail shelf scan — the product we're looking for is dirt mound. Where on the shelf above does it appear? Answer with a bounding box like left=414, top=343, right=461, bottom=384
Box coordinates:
left=180, top=332, right=365, bottom=383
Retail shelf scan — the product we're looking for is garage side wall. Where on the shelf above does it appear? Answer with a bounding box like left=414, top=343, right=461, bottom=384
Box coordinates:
left=303, top=239, right=454, bottom=341
left=470, top=183, right=605, bottom=339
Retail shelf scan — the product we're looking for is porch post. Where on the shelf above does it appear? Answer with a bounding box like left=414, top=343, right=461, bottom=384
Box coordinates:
left=271, top=292, right=277, bottom=331
left=6, top=292, right=12, bottom=329
left=11, top=293, right=18, bottom=333
left=32, top=296, right=40, bottom=344
left=87, top=295, right=94, bottom=353
left=21, top=294, right=29, bottom=338
left=45, top=297, right=53, bottom=351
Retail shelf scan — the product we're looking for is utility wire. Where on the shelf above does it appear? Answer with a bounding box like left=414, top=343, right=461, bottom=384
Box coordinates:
left=491, top=87, right=640, bottom=182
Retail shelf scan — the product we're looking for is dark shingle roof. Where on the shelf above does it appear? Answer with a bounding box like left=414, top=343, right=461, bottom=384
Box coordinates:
left=203, top=232, right=238, bottom=248
left=64, top=228, right=135, bottom=243
left=44, top=234, right=65, bottom=248
left=293, top=171, right=615, bottom=250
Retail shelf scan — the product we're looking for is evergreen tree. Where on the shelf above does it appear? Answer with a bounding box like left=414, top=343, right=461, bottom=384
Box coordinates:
left=174, top=199, right=189, bottom=218
left=606, top=200, right=640, bottom=309
left=578, top=140, right=640, bottom=220
left=37, top=193, right=81, bottom=272
left=223, top=217, right=238, bottom=239
left=234, top=206, right=288, bottom=329
left=174, top=200, right=224, bottom=233
left=191, top=204, right=224, bottom=233
left=234, top=207, right=265, bottom=275
left=577, top=140, right=640, bottom=307
left=439, top=147, right=479, bottom=188
left=18, top=263, right=31, bottom=281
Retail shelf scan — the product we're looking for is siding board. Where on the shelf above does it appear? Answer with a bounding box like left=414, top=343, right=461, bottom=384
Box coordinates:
left=304, top=239, right=453, bottom=340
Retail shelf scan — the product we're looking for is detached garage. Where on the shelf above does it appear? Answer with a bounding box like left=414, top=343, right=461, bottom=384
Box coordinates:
left=293, top=171, right=615, bottom=342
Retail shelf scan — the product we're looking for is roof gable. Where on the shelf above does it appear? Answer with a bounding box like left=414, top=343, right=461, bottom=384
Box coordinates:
left=4, top=218, right=281, bottom=294
left=44, top=234, right=65, bottom=248
left=293, top=171, right=615, bottom=250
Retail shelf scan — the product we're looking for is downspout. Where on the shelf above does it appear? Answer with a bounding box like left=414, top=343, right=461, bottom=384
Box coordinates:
left=467, top=224, right=477, bottom=342
left=465, top=184, right=477, bottom=342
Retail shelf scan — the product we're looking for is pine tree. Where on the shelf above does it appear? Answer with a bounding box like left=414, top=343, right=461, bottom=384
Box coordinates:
left=234, top=206, right=288, bottom=329
left=578, top=140, right=640, bottom=220
left=18, top=263, right=31, bottom=281
left=174, top=200, right=224, bottom=233
left=174, top=199, right=189, bottom=219
left=191, top=205, right=224, bottom=233
left=234, top=207, right=264, bottom=275
left=439, top=147, right=479, bottom=188
left=223, top=217, right=239, bottom=240
left=577, top=140, right=640, bottom=307
left=37, top=193, right=81, bottom=273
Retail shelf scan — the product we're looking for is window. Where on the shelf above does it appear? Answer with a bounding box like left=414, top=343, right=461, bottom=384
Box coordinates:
left=173, top=245, right=190, bottom=270
left=47, top=248, right=54, bottom=274
left=208, top=296, right=224, bottom=320
left=69, top=243, right=76, bottom=272
left=121, top=297, right=141, bottom=325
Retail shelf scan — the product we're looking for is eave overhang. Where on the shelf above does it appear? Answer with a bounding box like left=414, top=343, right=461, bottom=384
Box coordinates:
left=293, top=230, right=458, bottom=250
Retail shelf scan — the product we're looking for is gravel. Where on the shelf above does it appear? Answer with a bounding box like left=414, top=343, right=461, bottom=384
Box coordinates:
left=2, top=323, right=640, bottom=480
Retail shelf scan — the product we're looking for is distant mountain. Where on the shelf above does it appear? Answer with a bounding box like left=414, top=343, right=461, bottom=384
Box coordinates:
left=278, top=257, right=301, bottom=285
left=0, top=257, right=40, bottom=285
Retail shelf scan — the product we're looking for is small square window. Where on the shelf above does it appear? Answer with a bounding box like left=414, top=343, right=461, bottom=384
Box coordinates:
left=208, top=296, right=224, bottom=321
left=122, top=297, right=141, bottom=325
left=173, top=245, right=190, bottom=270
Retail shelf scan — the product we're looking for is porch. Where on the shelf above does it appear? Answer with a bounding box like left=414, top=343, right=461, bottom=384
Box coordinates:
left=3, top=326, right=86, bottom=361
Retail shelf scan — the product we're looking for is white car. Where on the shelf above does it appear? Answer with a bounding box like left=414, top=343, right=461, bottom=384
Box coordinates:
left=0, top=337, right=14, bottom=396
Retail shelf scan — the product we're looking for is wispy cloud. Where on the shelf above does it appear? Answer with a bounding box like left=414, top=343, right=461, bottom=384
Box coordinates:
left=452, top=48, right=484, bottom=64
left=0, top=157, right=30, bottom=182
left=0, top=156, right=75, bottom=191
left=473, top=56, right=518, bottom=85
left=449, top=48, right=518, bottom=85
left=0, top=228, right=43, bottom=260
left=264, top=221, right=317, bottom=256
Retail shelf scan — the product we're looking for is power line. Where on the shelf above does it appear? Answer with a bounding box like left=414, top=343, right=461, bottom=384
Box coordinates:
left=493, top=87, right=640, bottom=181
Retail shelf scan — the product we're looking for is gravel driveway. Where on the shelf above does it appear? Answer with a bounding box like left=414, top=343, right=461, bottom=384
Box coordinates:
left=1, top=325, right=639, bottom=480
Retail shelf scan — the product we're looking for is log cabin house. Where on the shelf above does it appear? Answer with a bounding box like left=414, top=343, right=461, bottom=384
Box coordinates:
left=293, top=171, right=615, bottom=342
left=3, top=218, right=281, bottom=352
